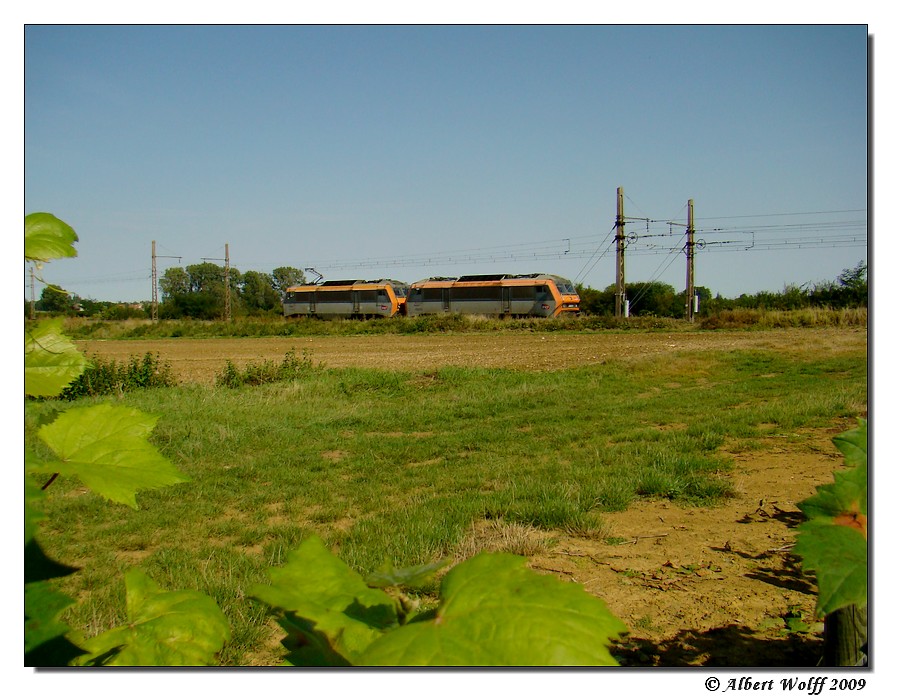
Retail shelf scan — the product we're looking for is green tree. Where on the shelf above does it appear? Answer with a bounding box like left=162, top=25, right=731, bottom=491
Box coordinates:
left=838, top=261, right=868, bottom=307
left=158, top=267, right=190, bottom=299
left=575, top=284, right=614, bottom=316
left=625, top=281, right=678, bottom=316
left=240, top=270, right=281, bottom=313
left=272, top=266, right=306, bottom=296
left=838, top=260, right=867, bottom=290
left=185, top=262, right=227, bottom=294
left=158, top=263, right=242, bottom=319
left=38, top=285, right=72, bottom=314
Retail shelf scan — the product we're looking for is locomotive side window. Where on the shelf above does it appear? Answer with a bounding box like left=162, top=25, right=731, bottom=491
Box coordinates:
left=317, top=290, right=352, bottom=303
left=450, top=286, right=502, bottom=301
left=286, top=291, right=313, bottom=303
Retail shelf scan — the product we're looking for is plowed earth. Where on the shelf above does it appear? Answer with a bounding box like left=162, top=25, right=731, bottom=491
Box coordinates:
left=76, top=328, right=868, bottom=666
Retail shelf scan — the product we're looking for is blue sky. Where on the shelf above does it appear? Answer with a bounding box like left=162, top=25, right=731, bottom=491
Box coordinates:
left=24, top=24, right=868, bottom=303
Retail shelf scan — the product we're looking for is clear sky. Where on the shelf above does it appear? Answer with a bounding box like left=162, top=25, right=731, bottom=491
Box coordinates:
left=24, top=24, right=868, bottom=303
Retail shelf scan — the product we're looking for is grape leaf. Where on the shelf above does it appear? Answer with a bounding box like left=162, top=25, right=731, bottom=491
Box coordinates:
left=36, top=404, right=190, bottom=508
left=251, top=535, right=398, bottom=665
left=74, top=569, right=230, bottom=666
left=359, top=551, right=628, bottom=666
left=25, top=212, right=78, bottom=262
left=794, top=420, right=868, bottom=617
left=832, top=418, right=867, bottom=470
left=365, top=558, right=451, bottom=589
left=794, top=517, right=867, bottom=616
left=25, top=319, right=90, bottom=397
left=797, top=463, right=867, bottom=526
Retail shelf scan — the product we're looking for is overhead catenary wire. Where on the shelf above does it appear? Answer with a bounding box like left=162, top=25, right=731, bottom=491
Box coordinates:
left=30, top=224, right=865, bottom=294
left=295, top=210, right=866, bottom=274
left=254, top=228, right=865, bottom=276
left=574, top=224, right=617, bottom=285
left=628, top=241, right=686, bottom=308
left=26, top=206, right=867, bottom=301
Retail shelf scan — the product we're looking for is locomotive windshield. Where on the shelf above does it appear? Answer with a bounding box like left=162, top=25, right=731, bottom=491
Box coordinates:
left=555, top=280, right=577, bottom=295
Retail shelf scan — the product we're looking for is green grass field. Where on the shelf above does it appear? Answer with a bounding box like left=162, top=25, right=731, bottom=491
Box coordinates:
left=27, top=339, right=867, bottom=665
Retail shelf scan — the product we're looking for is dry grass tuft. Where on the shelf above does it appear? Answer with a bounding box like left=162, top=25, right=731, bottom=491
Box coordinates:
left=453, top=518, right=555, bottom=561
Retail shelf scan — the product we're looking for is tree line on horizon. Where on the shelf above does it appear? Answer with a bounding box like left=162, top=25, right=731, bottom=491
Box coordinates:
left=27, top=261, right=867, bottom=321
left=577, top=260, right=867, bottom=317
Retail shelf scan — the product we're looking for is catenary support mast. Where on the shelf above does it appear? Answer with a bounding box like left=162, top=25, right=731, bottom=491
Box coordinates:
left=685, top=199, right=695, bottom=322
left=615, top=187, right=627, bottom=318
left=151, top=241, right=181, bottom=322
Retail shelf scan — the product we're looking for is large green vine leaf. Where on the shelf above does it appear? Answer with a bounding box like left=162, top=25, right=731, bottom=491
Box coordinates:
left=251, top=535, right=399, bottom=665
left=365, top=558, right=451, bottom=589
left=25, top=319, right=90, bottom=398
left=794, top=419, right=868, bottom=617
left=35, top=404, right=190, bottom=508
left=74, top=569, right=231, bottom=666
left=794, top=518, right=867, bottom=616
left=831, top=418, right=868, bottom=470
left=25, top=212, right=79, bottom=262
left=797, top=459, right=867, bottom=525
left=359, top=551, right=628, bottom=666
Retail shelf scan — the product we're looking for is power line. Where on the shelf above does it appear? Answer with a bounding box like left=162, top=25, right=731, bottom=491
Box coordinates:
left=22, top=205, right=869, bottom=305
left=574, top=224, right=616, bottom=284
left=695, top=208, right=866, bottom=221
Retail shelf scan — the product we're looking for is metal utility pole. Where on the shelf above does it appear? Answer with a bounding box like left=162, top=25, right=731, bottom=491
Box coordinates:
left=152, top=241, right=158, bottom=321
left=224, top=243, right=231, bottom=323
left=615, top=187, right=627, bottom=318
left=203, top=244, right=232, bottom=322
left=151, top=241, right=182, bottom=322
left=685, top=199, right=696, bottom=322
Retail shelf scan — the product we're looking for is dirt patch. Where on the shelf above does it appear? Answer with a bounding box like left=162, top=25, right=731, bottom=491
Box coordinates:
left=75, top=328, right=867, bottom=666
left=527, top=429, right=849, bottom=666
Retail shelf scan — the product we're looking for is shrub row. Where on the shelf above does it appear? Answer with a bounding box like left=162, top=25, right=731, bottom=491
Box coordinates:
left=698, top=307, right=867, bottom=330
left=48, top=306, right=866, bottom=341
left=215, top=349, right=318, bottom=388
left=60, top=352, right=177, bottom=399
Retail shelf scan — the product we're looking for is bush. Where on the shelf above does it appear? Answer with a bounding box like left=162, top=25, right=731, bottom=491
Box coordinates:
left=215, top=349, right=317, bottom=388
left=698, top=307, right=867, bottom=330
left=60, top=352, right=177, bottom=399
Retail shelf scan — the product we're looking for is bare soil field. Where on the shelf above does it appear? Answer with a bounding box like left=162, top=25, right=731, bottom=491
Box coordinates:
left=76, top=328, right=868, bottom=666
left=76, top=327, right=866, bottom=383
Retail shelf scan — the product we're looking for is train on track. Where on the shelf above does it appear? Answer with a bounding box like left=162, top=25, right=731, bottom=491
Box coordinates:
left=282, top=273, right=580, bottom=319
